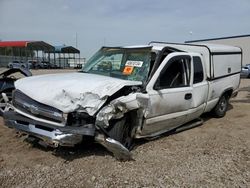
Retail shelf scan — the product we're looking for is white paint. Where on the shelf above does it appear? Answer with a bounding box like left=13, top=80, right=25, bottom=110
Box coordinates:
left=15, top=72, right=142, bottom=115
left=212, top=54, right=241, bottom=78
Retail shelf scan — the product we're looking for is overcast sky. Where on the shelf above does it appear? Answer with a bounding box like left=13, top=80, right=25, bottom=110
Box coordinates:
left=0, top=0, right=250, bottom=58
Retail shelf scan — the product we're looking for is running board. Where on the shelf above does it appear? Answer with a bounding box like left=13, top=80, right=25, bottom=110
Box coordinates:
left=174, top=118, right=203, bottom=133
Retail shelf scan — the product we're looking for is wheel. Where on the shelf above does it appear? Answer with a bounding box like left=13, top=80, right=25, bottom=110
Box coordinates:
left=213, top=94, right=229, bottom=118
left=9, top=65, right=13, bottom=69
left=21, top=65, right=25, bottom=69
left=0, top=90, right=13, bottom=116
left=107, top=115, right=133, bottom=149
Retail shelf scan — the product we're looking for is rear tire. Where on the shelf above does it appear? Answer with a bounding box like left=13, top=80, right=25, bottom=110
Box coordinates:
left=213, top=94, right=229, bottom=118
left=107, top=115, right=133, bottom=150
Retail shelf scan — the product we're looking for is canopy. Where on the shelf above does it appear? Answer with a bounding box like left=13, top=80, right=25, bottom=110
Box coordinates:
left=0, top=41, right=55, bottom=51
left=45, top=45, right=80, bottom=54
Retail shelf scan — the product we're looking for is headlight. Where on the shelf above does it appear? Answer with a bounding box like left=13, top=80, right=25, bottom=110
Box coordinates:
left=66, top=112, right=95, bottom=127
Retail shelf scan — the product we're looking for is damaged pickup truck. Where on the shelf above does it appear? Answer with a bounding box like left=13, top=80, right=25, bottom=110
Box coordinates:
left=3, top=42, right=242, bottom=160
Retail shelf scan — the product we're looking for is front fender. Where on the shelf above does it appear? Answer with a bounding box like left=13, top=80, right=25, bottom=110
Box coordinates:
left=95, top=93, right=149, bottom=127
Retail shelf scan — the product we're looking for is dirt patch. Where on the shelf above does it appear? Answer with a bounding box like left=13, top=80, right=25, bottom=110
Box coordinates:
left=0, top=70, right=249, bottom=187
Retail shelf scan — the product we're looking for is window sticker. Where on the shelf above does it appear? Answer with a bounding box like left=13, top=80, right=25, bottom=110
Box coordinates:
left=125, top=60, right=143, bottom=67
left=123, top=66, right=134, bottom=75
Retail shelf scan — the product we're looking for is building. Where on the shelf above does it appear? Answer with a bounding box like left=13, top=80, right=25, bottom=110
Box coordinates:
left=186, top=34, right=250, bottom=65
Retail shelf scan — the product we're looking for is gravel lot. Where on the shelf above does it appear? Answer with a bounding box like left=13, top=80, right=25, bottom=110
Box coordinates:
left=0, top=69, right=249, bottom=187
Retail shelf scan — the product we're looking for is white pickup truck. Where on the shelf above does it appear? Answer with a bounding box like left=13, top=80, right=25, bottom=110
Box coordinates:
left=3, top=42, right=242, bottom=160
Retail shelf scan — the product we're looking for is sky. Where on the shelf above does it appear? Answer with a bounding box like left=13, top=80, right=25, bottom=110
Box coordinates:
left=0, top=0, right=250, bottom=59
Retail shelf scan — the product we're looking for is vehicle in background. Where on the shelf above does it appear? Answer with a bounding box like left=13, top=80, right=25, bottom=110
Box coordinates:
left=27, top=60, right=38, bottom=69
left=0, top=68, right=32, bottom=115
left=3, top=42, right=242, bottom=160
left=7, top=60, right=29, bottom=69
left=27, top=60, right=54, bottom=69
left=51, top=64, right=59, bottom=69
left=240, top=64, right=250, bottom=78
left=40, top=61, right=51, bottom=69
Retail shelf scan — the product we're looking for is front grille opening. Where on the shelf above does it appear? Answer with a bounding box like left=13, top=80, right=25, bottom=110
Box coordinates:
left=15, top=120, right=54, bottom=132
left=35, top=125, right=54, bottom=132
left=16, top=120, right=29, bottom=126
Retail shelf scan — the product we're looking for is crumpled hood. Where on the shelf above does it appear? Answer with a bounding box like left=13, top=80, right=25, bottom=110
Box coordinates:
left=15, top=72, right=142, bottom=115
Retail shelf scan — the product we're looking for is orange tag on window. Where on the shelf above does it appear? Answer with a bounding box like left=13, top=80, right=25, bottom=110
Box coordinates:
left=123, top=66, right=134, bottom=75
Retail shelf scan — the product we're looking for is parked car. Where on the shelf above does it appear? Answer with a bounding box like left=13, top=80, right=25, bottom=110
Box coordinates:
left=27, top=60, right=38, bottom=69
left=3, top=42, right=242, bottom=160
left=0, top=68, right=32, bottom=115
left=240, top=64, right=250, bottom=78
left=8, top=60, right=29, bottom=69
left=27, top=60, right=50, bottom=69
left=40, top=61, right=52, bottom=69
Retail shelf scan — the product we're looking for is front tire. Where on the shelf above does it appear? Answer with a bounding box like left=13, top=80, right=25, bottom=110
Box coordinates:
left=213, top=95, right=229, bottom=118
left=107, top=115, right=133, bottom=149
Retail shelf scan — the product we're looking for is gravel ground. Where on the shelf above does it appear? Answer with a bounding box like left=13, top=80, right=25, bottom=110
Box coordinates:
left=0, top=69, right=249, bottom=187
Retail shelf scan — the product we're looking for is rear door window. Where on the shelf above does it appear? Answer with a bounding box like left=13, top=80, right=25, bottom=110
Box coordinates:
left=193, top=56, right=204, bottom=84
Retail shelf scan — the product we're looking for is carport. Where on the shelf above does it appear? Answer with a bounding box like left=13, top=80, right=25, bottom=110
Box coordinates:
left=45, top=45, right=81, bottom=68
left=0, top=41, right=55, bottom=67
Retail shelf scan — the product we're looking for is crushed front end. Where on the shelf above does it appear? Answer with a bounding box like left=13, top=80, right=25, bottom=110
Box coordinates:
left=3, top=89, right=133, bottom=160
left=4, top=90, right=96, bottom=147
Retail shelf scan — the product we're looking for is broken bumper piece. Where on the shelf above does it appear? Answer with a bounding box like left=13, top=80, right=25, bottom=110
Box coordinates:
left=95, top=134, right=132, bottom=161
left=3, top=111, right=95, bottom=147
left=4, top=111, right=133, bottom=161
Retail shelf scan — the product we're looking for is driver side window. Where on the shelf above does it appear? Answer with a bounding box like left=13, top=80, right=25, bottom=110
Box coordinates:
left=155, top=56, right=191, bottom=89
left=91, top=53, right=123, bottom=72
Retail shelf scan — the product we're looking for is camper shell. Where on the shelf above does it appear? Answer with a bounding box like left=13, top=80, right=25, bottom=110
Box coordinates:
left=150, top=42, right=242, bottom=79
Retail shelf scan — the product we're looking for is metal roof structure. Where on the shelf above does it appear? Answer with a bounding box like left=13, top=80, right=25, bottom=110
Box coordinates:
left=185, top=34, right=250, bottom=43
left=0, top=41, right=55, bottom=51
left=45, top=45, right=80, bottom=54
left=185, top=34, right=250, bottom=66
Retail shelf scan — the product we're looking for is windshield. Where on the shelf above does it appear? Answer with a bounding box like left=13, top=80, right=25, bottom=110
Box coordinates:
left=82, top=47, right=153, bottom=82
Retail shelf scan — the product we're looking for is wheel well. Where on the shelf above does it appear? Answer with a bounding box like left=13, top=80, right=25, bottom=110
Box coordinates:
left=108, top=109, right=139, bottom=136
left=223, top=89, right=233, bottom=99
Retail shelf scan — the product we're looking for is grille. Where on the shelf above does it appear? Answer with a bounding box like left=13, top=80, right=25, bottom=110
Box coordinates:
left=13, top=90, right=64, bottom=123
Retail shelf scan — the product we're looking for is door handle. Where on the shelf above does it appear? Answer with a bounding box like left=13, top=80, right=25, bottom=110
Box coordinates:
left=185, top=93, right=192, bottom=100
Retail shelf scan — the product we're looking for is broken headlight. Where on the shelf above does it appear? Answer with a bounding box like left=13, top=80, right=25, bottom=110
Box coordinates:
left=66, top=112, right=95, bottom=127
left=96, top=103, right=127, bottom=127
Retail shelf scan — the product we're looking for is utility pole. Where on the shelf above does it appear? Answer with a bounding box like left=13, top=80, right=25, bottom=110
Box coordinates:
left=75, top=32, right=78, bottom=48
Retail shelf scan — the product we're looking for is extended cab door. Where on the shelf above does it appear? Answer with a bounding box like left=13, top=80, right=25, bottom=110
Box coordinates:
left=186, top=55, right=208, bottom=122
left=141, top=53, right=193, bottom=136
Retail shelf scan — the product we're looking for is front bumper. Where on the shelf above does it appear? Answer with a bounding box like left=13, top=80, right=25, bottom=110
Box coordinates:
left=3, top=111, right=96, bottom=147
